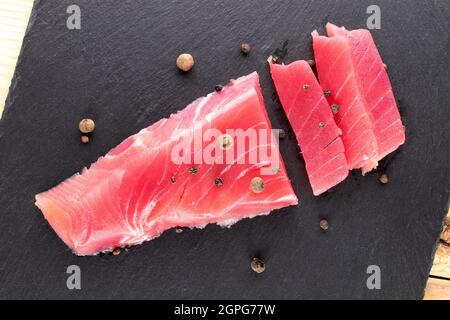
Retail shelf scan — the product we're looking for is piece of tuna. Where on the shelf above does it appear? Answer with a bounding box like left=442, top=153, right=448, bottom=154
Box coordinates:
left=312, top=30, right=379, bottom=172
left=268, top=58, right=348, bottom=195
left=35, top=72, right=298, bottom=256
left=326, top=23, right=405, bottom=173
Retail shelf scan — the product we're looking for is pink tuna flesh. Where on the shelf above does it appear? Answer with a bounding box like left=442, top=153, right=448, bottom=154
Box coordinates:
left=35, top=72, right=298, bottom=256
left=268, top=58, right=348, bottom=195
left=326, top=23, right=405, bottom=173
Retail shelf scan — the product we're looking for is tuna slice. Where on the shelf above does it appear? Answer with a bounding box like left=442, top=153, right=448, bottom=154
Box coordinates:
left=326, top=23, right=405, bottom=172
left=268, top=58, right=348, bottom=196
left=35, top=72, right=298, bottom=256
left=312, top=30, right=379, bottom=171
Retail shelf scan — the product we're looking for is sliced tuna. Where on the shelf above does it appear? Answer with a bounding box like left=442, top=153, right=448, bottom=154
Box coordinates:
left=268, top=58, right=348, bottom=195
left=326, top=23, right=405, bottom=173
left=35, top=72, right=298, bottom=256
left=312, top=30, right=379, bottom=172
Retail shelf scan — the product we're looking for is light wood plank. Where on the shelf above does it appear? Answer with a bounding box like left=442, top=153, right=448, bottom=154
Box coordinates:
left=430, top=243, right=450, bottom=279
left=0, top=0, right=34, bottom=117
left=441, top=215, right=450, bottom=245
left=424, top=278, right=450, bottom=300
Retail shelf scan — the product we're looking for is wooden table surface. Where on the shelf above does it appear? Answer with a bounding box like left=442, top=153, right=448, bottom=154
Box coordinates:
left=0, top=0, right=448, bottom=300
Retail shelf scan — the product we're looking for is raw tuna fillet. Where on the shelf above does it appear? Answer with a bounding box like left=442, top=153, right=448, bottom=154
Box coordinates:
left=35, top=72, right=298, bottom=256
left=268, top=58, right=348, bottom=196
left=326, top=23, right=405, bottom=172
left=312, top=30, right=379, bottom=171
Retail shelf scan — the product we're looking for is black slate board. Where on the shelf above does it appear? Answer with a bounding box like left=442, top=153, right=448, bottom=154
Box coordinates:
left=0, top=0, right=449, bottom=300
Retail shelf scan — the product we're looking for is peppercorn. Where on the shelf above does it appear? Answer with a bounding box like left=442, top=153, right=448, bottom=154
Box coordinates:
left=383, top=63, right=388, bottom=71
left=189, top=167, right=198, bottom=174
left=279, top=129, right=286, bottom=139
left=240, top=43, right=251, bottom=55
left=379, top=173, right=389, bottom=184
left=250, top=177, right=264, bottom=193
left=320, top=219, right=329, bottom=230
left=319, top=122, right=326, bottom=128
left=303, top=84, right=310, bottom=90
left=324, top=90, right=331, bottom=97
left=250, top=258, right=265, bottom=273
left=214, top=177, right=223, bottom=187
left=112, top=247, right=121, bottom=256
left=331, top=104, right=340, bottom=114
left=307, top=59, right=315, bottom=67
left=170, top=176, right=176, bottom=184
left=79, top=118, right=95, bottom=133
left=219, top=134, right=233, bottom=150
left=175, top=227, right=183, bottom=234
left=215, top=85, right=223, bottom=92
left=176, top=53, right=194, bottom=72
left=81, top=135, right=89, bottom=144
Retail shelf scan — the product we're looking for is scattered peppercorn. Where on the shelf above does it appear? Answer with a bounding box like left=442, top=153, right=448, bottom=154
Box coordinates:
left=175, top=227, right=183, bottom=234
left=319, top=122, right=326, bottom=128
left=303, top=84, right=310, bottom=90
left=112, top=247, right=121, bottom=256
left=240, top=43, right=251, bottom=55
left=279, top=129, right=286, bottom=139
left=271, top=55, right=279, bottom=63
left=319, top=219, right=329, bottom=230
left=378, top=173, right=389, bottom=184
left=331, top=104, right=340, bottom=114
left=189, top=166, right=198, bottom=174
left=214, top=177, right=223, bottom=187
left=250, top=258, right=265, bottom=273
left=250, top=177, right=264, bottom=193
left=219, top=134, right=233, bottom=150
left=79, top=118, right=95, bottom=133
left=176, top=53, right=194, bottom=72
left=81, top=135, right=89, bottom=144
left=215, top=85, right=223, bottom=92
left=170, top=176, right=176, bottom=184
left=324, top=90, right=331, bottom=97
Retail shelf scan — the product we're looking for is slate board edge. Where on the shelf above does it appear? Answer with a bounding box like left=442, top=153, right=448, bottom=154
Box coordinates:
left=0, top=0, right=449, bottom=299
